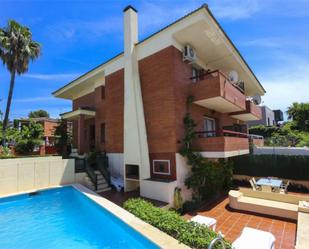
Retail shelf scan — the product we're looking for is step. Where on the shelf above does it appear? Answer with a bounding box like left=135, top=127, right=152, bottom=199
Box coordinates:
left=96, top=187, right=111, bottom=193
left=97, top=183, right=109, bottom=189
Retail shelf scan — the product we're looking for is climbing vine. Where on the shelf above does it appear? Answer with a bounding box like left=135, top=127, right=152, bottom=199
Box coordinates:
left=180, top=96, right=233, bottom=202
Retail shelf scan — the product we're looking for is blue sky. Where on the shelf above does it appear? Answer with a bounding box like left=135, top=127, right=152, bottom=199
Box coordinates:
left=0, top=0, right=308, bottom=119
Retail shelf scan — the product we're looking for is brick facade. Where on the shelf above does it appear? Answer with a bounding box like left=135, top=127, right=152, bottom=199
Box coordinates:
left=72, top=45, right=247, bottom=180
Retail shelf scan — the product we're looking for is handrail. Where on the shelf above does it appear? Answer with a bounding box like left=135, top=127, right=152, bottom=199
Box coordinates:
left=85, top=161, right=98, bottom=191
left=248, top=134, right=264, bottom=140
left=195, top=129, right=257, bottom=139
left=190, top=69, right=245, bottom=93
left=207, top=232, right=226, bottom=249
left=97, top=155, right=110, bottom=185
left=222, top=129, right=248, bottom=138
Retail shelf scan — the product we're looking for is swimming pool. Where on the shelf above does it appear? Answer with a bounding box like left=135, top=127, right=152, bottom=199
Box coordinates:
left=0, top=186, right=159, bottom=249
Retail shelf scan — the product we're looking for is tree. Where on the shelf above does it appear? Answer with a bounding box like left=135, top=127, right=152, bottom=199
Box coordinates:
left=28, top=109, right=49, bottom=118
left=287, top=102, right=309, bottom=132
left=0, top=20, right=41, bottom=144
left=53, top=119, right=72, bottom=156
left=14, top=120, right=43, bottom=154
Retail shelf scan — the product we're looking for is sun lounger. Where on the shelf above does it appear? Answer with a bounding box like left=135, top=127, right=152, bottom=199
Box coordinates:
left=190, top=215, right=217, bottom=231
left=232, top=227, right=275, bottom=249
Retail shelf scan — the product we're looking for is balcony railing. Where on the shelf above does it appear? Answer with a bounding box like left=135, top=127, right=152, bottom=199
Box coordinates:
left=192, top=129, right=250, bottom=152
left=190, top=70, right=246, bottom=113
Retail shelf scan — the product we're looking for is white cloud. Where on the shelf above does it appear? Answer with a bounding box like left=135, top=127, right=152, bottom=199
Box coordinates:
left=24, top=73, right=80, bottom=81
left=260, top=54, right=309, bottom=112
left=209, top=0, right=262, bottom=20
left=13, top=97, right=54, bottom=103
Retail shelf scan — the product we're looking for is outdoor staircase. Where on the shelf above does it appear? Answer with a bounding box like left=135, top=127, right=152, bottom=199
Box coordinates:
left=85, top=170, right=111, bottom=193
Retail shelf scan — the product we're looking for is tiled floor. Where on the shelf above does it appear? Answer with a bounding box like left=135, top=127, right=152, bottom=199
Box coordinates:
left=184, top=196, right=297, bottom=249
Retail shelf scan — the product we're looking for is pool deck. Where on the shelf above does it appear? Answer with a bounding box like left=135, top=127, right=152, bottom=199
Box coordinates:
left=74, top=184, right=189, bottom=249
left=184, top=195, right=297, bottom=249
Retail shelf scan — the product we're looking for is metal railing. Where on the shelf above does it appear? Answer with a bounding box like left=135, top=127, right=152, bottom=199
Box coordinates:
left=85, top=161, right=98, bottom=191
left=207, top=232, right=226, bottom=249
left=96, top=155, right=110, bottom=185
left=195, top=129, right=250, bottom=138
left=190, top=69, right=245, bottom=93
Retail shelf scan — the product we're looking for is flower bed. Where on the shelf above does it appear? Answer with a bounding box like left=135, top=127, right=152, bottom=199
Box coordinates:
left=123, top=198, right=231, bottom=249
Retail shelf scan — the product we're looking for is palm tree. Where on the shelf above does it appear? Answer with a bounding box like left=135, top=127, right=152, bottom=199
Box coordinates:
left=0, top=20, right=41, bottom=144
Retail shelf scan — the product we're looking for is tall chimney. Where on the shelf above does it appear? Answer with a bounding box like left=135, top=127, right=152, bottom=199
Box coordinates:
left=123, top=6, right=150, bottom=192
left=124, top=5, right=138, bottom=55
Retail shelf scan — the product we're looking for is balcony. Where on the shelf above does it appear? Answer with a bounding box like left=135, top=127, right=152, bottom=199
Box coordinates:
left=230, top=100, right=262, bottom=121
left=192, top=130, right=249, bottom=157
left=190, top=70, right=246, bottom=113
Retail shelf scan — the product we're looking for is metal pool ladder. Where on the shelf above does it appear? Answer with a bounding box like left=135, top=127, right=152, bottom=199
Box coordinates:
left=208, top=232, right=226, bottom=249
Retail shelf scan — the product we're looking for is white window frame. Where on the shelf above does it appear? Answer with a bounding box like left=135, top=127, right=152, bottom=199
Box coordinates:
left=152, top=160, right=171, bottom=175
left=204, top=116, right=216, bottom=137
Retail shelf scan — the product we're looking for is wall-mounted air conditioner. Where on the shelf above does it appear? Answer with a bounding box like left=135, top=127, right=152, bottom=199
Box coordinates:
left=183, top=44, right=197, bottom=63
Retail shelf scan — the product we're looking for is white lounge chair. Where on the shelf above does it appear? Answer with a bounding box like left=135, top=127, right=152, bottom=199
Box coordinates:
left=249, top=179, right=261, bottom=191
left=280, top=180, right=290, bottom=194
left=232, top=227, right=275, bottom=249
left=190, top=215, right=217, bottom=231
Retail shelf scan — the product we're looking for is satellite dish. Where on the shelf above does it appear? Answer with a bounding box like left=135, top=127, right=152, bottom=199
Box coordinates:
left=228, top=70, right=239, bottom=83
left=252, top=94, right=262, bottom=105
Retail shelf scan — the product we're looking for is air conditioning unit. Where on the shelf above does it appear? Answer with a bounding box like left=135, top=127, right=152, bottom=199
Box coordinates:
left=183, top=45, right=197, bottom=63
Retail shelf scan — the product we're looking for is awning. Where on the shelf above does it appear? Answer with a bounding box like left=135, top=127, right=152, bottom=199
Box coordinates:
left=60, top=109, right=96, bottom=120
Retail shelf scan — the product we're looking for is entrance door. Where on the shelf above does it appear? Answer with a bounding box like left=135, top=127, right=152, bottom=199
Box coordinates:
left=89, top=124, right=95, bottom=151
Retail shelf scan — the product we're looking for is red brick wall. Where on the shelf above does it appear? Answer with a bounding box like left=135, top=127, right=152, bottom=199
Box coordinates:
left=105, top=69, right=124, bottom=153
left=72, top=45, right=245, bottom=179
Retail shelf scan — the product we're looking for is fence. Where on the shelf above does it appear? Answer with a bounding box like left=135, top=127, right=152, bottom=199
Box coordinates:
left=231, top=154, right=309, bottom=180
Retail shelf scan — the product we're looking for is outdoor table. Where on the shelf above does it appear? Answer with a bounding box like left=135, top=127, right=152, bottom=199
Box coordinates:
left=256, top=178, right=282, bottom=192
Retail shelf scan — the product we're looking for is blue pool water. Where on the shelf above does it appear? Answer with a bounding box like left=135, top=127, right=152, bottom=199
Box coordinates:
left=0, top=186, right=159, bottom=249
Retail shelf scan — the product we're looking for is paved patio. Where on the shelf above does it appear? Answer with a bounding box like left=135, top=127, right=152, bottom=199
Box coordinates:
left=184, top=196, right=297, bottom=249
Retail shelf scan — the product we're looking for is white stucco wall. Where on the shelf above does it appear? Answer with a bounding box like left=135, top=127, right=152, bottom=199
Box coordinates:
left=175, top=153, right=193, bottom=202
left=140, top=179, right=177, bottom=204
left=0, top=156, right=76, bottom=196
left=107, top=153, right=124, bottom=179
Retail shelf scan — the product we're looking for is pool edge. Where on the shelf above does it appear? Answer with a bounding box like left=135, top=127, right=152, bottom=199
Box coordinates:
left=71, top=184, right=190, bottom=249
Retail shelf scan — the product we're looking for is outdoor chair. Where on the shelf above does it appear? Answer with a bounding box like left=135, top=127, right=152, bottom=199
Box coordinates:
left=249, top=179, right=261, bottom=191
left=280, top=180, right=290, bottom=194
left=232, top=227, right=275, bottom=249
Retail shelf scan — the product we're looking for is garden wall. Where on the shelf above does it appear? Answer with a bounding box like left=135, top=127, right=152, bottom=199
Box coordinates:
left=0, top=156, right=79, bottom=196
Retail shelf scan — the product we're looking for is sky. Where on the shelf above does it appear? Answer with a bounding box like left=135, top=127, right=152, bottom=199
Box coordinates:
left=0, top=0, right=308, bottom=119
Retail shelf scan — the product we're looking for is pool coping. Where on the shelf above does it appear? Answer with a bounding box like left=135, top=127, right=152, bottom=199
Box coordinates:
left=72, top=184, right=190, bottom=249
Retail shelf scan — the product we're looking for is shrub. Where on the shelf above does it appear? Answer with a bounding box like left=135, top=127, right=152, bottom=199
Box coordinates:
left=0, top=146, right=13, bottom=158
left=14, top=121, right=43, bottom=154
left=124, top=198, right=231, bottom=249
left=249, top=125, right=279, bottom=138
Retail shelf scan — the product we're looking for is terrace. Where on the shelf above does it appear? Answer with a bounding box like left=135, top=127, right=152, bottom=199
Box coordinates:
left=184, top=194, right=297, bottom=249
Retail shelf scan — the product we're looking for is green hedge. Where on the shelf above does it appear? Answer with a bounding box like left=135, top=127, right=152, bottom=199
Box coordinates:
left=231, top=154, right=309, bottom=180
left=123, top=198, right=231, bottom=249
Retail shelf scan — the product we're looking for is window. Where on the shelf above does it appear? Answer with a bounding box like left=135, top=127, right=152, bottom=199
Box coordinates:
left=267, top=117, right=270, bottom=126
left=101, top=86, right=105, bottom=99
left=152, top=160, right=171, bottom=175
left=204, top=117, right=216, bottom=137
left=100, top=123, right=105, bottom=143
